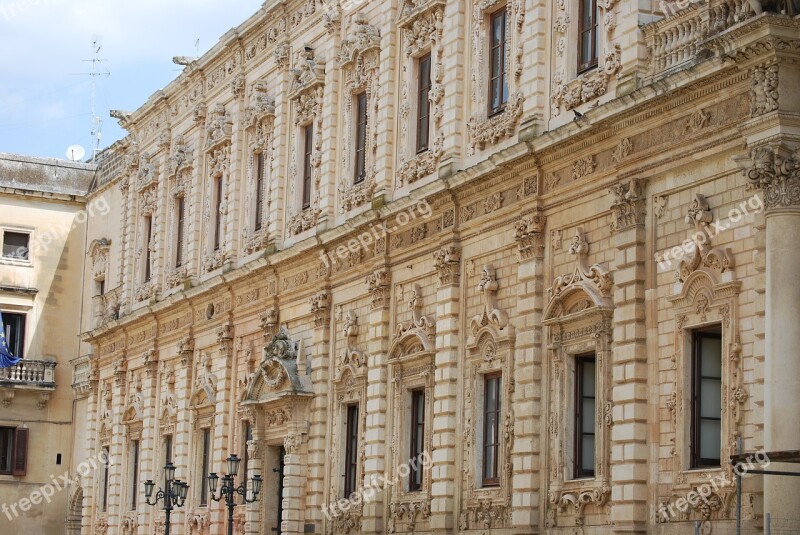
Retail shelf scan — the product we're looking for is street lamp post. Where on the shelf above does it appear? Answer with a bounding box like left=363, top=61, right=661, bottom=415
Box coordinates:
left=143, top=462, right=189, bottom=535
left=208, top=453, right=263, bottom=535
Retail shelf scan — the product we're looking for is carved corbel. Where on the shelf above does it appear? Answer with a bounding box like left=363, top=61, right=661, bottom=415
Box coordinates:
left=366, top=268, right=391, bottom=310
left=433, top=245, right=461, bottom=287
left=310, top=291, right=331, bottom=328
left=609, top=178, right=646, bottom=232
left=513, top=212, right=547, bottom=261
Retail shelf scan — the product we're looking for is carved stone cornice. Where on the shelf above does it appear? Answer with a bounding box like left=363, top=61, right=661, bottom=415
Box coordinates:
left=337, top=14, right=380, bottom=67
left=398, top=0, right=446, bottom=28
left=432, top=245, right=461, bottom=287
left=310, top=291, right=331, bottom=328
left=609, top=178, right=646, bottom=232
left=736, top=143, right=800, bottom=209
left=366, top=268, right=391, bottom=310
left=513, top=212, right=547, bottom=261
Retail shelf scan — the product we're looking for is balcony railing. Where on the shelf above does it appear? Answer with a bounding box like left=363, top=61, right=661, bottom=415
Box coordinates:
left=643, top=0, right=755, bottom=78
left=71, top=354, right=94, bottom=398
left=0, top=359, right=57, bottom=389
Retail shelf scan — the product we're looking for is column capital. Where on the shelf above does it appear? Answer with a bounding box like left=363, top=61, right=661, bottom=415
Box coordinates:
left=433, top=244, right=461, bottom=287
left=513, top=212, right=547, bottom=261
left=609, top=178, right=646, bottom=233
left=365, top=267, right=391, bottom=310
left=310, top=290, right=331, bottom=328
left=736, top=143, right=800, bottom=209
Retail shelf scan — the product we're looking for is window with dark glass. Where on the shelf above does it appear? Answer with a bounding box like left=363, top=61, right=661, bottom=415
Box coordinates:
left=129, top=440, right=140, bottom=510
left=354, top=92, right=368, bottom=184
left=243, top=423, right=252, bottom=473
left=144, top=216, right=153, bottom=281
left=482, top=373, right=501, bottom=487
left=344, top=404, right=359, bottom=497
left=96, top=279, right=105, bottom=297
left=0, top=427, right=13, bottom=475
left=574, top=354, right=596, bottom=478
left=213, top=178, right=223, bottom=251
left=488, top=8, right=508, bottom=116
left=175, top=196, right=185, bottom=268
left=691, top=328, right=722, bottom=468
left=101, top=446, right=110, bottom=511
left=2, top=312, right=25, bottom=359
left=302, top=125, right=314, bottom=210
left=164, top=435, right=173, bottom=465
left=578, top=0, right=598, bottom=73
left=2, top=231, right=29, bottom=260
left=254, top=152, right=266, bottom=231
left=416, top=54, right=432, bottom=153
left=200, top=428, right=211, bottom=506
left=409, top=389, right=425, bottom=491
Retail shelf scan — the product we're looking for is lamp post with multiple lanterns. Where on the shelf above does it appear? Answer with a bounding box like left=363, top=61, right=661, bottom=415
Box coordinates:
left=208, top=453, right=263, bottom=535
left=143, top=462, right=189, bottom=535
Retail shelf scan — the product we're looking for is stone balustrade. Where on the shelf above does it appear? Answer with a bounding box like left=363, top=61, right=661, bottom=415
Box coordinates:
left=0, top=359, right=57, bottom=389
left=643, top=0, right=754, bottom=77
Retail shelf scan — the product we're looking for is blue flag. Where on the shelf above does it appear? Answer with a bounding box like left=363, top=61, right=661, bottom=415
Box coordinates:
left=0, top=312, right=20, bottom=368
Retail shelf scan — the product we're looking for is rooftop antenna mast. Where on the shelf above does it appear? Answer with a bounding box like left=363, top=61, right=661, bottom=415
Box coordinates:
left=73, top=38, right=111, bottom=163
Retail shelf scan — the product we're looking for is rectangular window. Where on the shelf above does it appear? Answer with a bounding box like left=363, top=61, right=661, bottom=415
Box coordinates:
left=200, top=428, right=211, bottom=506
left=2, top=231, right=29, bottom=260
left=302, top=125, right=314, bottom=210
left=144, top=216, right=153, bottom=282
left=175, top=196, right=185, bottom=268
left=344, top=404, right=359, bottom=498
left=574, top=354, right=596, bottom=478
left=409, top=389, right=425, bottom=492
left=213, top=178, right=223, bottom=251
left=354, top=92, right=368, bottom=184
left=0, top=427, right=13, bottom=474
left=163, top=435, right=173, bottom=465
left=254, top=152, right=266, bottom=231
left=101, top=446, right=110, bottom=511
left=482, top=373, right=501, bottom=487
left=129, top=440, right=140, bottom=510
left=95, top=279, right=105, bottom=297
left=416, top=54, right=432, bottom=154
left=2, top=312, right=25, bottom=359
left=691, top=329, right=722, bottom=468
left=488, top=8, right=508, bottom=116
left=243, top=423, right=253, bottom=474
left=578, top=0, right=598, bottom=73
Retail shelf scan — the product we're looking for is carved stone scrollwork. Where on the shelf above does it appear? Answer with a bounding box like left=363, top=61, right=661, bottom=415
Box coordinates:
left=513, top=212, right=547, bottom=261
left=388, top=500, right=432, bottom=534
left=310, top=291, right=330, bottom=328
left=366, top=268, right=391, bottom=310
left=290, top=46, right=325, bottom=98
left=204, top=103, right=233, bottom=151
left=467, top=92, right=525, bottom=151
left=547, top=227, right=613, bottom=307
left=609, top=178, right=646, bottom=232
left=396, top=283, right=435, bottom=340
left=432, top=245, right=461, bottom=287
left=736, top=143, right=800, bottom=209
left=750, top=62, right=778, bottom=118
left=470, top=264, right=509, bottom=334
left=548, top=484, right=611, bottom=527
left=244, top=80, right=276, bottom=130
left=216, top=322, right=233, bottom=353
left=260, top=307, right=279, bottom=338
left=193, top=352, right=217, bottom=406
left=676, top=194, right=735, bottom=282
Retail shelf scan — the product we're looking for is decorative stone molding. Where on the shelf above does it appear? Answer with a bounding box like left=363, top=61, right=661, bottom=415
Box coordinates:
left=737, top=143, right=800, bottom=209
left=112, top=356, right=127, bottom=386
left=513, top=212, right=547, bottom=260
left=547, top=227, right=613, bottom=309
left=326, top=510, right=362, bottom=535
left=675, top=194, right=735, bottom=282
left=467, top=92, right=525, bottom=151
left=611, top=137, right=632, bottom=165
left=165, top=266, right=189, bottom=289
left=547, top=484, right=611, bottom=527
left=188, top=510, right=210, bottom=535
left=284, top=432, right=302, bottom=454
left=572, top=154, right=596, bottom=181
left=192, top=352, right=217, bottom=407
left=204, top=103, right=233, bottom=151
left=432, top=245, right=461, bottom=287
left=136, top=152, right=157, bottom=192
left=366, top=268, right=391, bottom=310
left=609, top=178, right=646, bottom=232
left=289, top=46, right=325, bottom=98
left=168, top=134, right=193, bottom=178
left=310, top=291, right=331, bottom=328
left=260, top=307, right=279, bottom=338
left=120, top=513, right=137, bottom=535
left=470, top=264, right=509, bottom=334
left=216, top=322, right=233, bottom=353
left=750, top=62, right=778, bottom=118
left=388, top=499, right=432, bottom=534
left=89, top=239, right=111, bottom=282
left=396, top=283, right=435, bottom=340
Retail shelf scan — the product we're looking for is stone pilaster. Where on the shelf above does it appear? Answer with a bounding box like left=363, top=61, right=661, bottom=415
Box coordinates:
left=430, top=244, right=461, bottom=533
left=174, top=341, right=194, bottom=532
left=609, top=179, right=648, bottom=533
left=362, top=268, right=392, bottom=533
left=740, top=143, right=800, bottom=523
left=282, top=432, right=307, bottom=535
left=244, top=422, right=262, bottom=535
left=511, top=212, right=546, bottom=530
left=81, top=362, right=100, bottom=535
left=139, top=350, right=159, bottom=535
left=108, top=357, right=128, bottom=533
left=306, top=290, right=331, bottom=531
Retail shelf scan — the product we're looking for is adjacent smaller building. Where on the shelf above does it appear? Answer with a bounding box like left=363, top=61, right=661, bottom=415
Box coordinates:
left=0, top=153, right=95, bottom=535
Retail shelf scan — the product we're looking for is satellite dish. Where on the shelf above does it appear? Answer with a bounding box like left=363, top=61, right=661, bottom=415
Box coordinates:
left=66, top=145, right=86, bottom=162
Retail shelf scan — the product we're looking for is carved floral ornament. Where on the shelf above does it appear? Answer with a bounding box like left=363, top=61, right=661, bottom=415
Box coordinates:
left=337, top=310, right=366, bottom=378
left=244, top=80, right=276, bottom=131
left=89, top=238, right=111, bottom=281
left=513, top=212, right=547, bottom=260
left=609, top=177, right=646, bottom=232
left=432, top=245, right=460, bottom=286
left=675, top=194, right=735, bottom=283
left=735, top=142, right=800, bottom=209
left=204, top=103, right=233, bottom=151
left=389, top=283, right=436, bottom=359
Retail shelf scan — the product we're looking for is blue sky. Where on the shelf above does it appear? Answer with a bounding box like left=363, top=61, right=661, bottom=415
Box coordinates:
left=0, top=0, right=262, bottom=160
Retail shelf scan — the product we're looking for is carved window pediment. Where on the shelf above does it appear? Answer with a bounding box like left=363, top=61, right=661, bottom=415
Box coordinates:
left=204, top=103, right=233, bottom=152
left=89, top=239, right=111, bottom=282
left=289, top=47, right=325, bottom=99
left=167, top=135, right=193, bottom=178
left=398, top=0, right=446, bottom=27
left=242, top=328, right=312, bottom=404
left=244, top=80, right=276, bottom=131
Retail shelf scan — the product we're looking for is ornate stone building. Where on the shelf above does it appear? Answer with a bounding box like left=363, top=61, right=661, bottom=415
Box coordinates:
left=73, top=1, right=800, bottom=534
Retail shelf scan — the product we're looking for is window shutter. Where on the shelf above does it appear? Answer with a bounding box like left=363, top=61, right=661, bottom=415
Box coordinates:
left=13, top=428, right=28, bottom=476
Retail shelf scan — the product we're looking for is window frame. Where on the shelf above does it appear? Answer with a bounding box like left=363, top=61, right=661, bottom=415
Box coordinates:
left=574, top=353, right=597, bottom=479
left=302, top=124, right=314, bottom=210
left=481, top=372, right=502, bottom=487
left=343, top=403, right=359, bottom=498
left=487, top=7, right=509, bottom=117
left=1, top=230, right=30, bottom=262
left=254, top=152, right=266, bottom=232
left=175, top=196, right=185, bottom=268
left=577, top=0, right=599, bottom=74
left=690, top=328, right=723, bottom=469
left=101, top=445, right=110, bottom=512
left=129, top=439, right=140, bottom=510
left=354, top=91, right=368, bottom=184
left=416, top=53, right=432, bottom=154
left=408, top=389, right=426, bottom=492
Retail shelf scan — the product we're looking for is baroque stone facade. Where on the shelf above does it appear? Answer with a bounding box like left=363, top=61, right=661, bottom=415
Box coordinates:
left=72, top=2, right=800, bottom=535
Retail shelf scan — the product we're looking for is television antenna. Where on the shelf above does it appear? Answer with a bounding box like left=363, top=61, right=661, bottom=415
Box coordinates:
left=71, top=38, right=111, bottom=163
